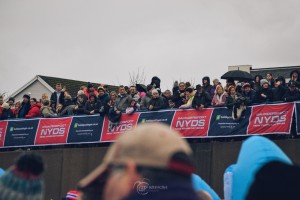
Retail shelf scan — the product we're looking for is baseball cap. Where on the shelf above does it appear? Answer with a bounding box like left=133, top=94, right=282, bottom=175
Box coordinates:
left=78, top=123, right=194, bottom=190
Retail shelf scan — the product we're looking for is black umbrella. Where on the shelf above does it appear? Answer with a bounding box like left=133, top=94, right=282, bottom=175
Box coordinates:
left=221, top=70, right=253, bottom=81
left=136, top=84, right=147, bottom=93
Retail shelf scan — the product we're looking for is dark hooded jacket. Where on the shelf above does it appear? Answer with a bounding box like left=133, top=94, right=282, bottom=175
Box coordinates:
left=0, top=108, right=15, bottom=120
left=288, top=69, right=300, bottom=88
left=84, top=94, right=100, bottom=114
left=74, top=94, right=87, bottom=115
left=98, top=92, right=110, bottom=107
left=241, top=90, right=257, bottom=106
left=257, top=86, right=273, bottom=103
left=202, top=76, right=215, bottom=97
left=19, top=101, right=31, bottom=118
left=283, top=89, right=300, bottom=102
left=192, top=90, right=211, bottom=108
left=272, top=76, right=287, bottom=102
left=172, top=86, right=186, bottom=108
left=151, top=76, right=161, bottom=89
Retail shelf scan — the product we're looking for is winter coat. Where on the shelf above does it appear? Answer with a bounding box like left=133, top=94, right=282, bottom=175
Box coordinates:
left=25, top=104, right=41, bottom=118
left=257, top=87, right=273, bottom=103
left=98, top=93, right=110, bottom=107
left=288, top=70, right=300, bottom=88
left=115, top=94, right=132, bottom=112
left=140, top=92, right=152, bottom=110
left=161, top=94, right=171, bottom=109
left=202, top=76, right=215, bottom=97
left=50, top=91, right=65, bottom=108
left=241, top=90, right=257, bottom=105
left=211, top=92, right=228, bottom=107
left=272, top=85, right=288, bottom=102
left=149, top=96, right=165, bottom=111
left=172, top=89, right=186, bottom=108
left=192, top=91, right=211, bottom=108
left=0, top=108, right=15, bottom=120
left=74, top=99, right=87, bottom=115
left=19, top=101, right=31, bottom=118
left=283, top=90, right=300, bottom=102
left=84, top=100, right=100, bottom=114
left=40, top=106, right=57, bottom=118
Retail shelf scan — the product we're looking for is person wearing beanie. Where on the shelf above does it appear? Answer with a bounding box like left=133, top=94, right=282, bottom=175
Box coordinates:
left=25, top=98, right=41, bottom=118
left=192, top=84, right=211, bottom=109
left=40, top=99, right=57, bottom=118
left=148, top=89, right=166, bottom=111
left=97, top=87, right=110, bottom=115
left=84, top=93, right=100, bottom=115
left=257, top=79, right=273, bottom=103
left=241, top=83, right=257, bottom=106
left=0, top=152, right=45, bottom=200
left=0, top=102, right=15, bottom=120
left=84, top=82, right=98, bottom=99
left=272, top=76, right=288, bottom=102
left=179, top=87, right=195, bottom=109
left=283, top=81, right=300, bottom=102
left=19, top=94, right=31, bottom=118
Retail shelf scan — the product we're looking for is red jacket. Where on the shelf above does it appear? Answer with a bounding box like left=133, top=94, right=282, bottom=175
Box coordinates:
left=25, top=103, right=41, bottom=118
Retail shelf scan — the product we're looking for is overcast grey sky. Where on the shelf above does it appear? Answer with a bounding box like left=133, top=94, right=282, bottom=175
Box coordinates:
left=1, top=0, right=300, bottom=96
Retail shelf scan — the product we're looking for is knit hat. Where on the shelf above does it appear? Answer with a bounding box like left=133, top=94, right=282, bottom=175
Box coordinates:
left=146, top=84, right=153, bottom=92
left=242, top=83, right=251, bottom=89
left=260, top=79, right=269, bottom=86
left=97, top=86, right=105, bottom=92
left=152, top=89, right=159, bottom=95
left=66, top=190, right=79, bottom=200
left=78, top=123, right=194, bottom=191
left=1, top=103, right=10, bottom=109
left=87, top=82, right=93, bottom=89
left=23, top=94, right=30, bottom=100
left=0, top=153, right=45, bottom=200
left=196, top=84, right=202, bottom=90
left=185, top=87, right=194, bottom=93
left=8, top=97, right=15, bottom=102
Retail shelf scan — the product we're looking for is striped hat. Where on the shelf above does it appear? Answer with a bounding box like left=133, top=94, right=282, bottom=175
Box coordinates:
left=0, top=153, right=45, bottom=200
left=66, top=190, right=79, bottom=200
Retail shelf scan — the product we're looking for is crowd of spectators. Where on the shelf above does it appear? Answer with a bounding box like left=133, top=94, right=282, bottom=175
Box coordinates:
left=1, top=70, right=300, bottom=121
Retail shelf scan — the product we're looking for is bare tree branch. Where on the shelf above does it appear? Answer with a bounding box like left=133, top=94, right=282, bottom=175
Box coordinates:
left=129, top=68, right=146, bottom=86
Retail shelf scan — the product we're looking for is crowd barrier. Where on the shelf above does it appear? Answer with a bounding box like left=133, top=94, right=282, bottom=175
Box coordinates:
left=0, top=102, right=297, bottom=148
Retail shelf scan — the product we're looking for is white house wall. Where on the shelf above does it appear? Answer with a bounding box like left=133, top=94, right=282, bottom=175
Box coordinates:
left=13, top=80, right=53, bottom=102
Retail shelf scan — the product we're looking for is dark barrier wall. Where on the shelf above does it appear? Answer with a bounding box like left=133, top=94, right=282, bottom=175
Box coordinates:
left=0, top=139, right=300, bottom=199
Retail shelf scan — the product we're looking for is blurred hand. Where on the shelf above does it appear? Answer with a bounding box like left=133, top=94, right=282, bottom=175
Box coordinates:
left=149, top=105, right=154, bottom=110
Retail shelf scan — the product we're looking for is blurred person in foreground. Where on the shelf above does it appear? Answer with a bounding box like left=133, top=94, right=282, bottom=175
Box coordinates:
left=0, top=152, right=45, bottom=200
left=77, top=123, right=200, bottom=200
